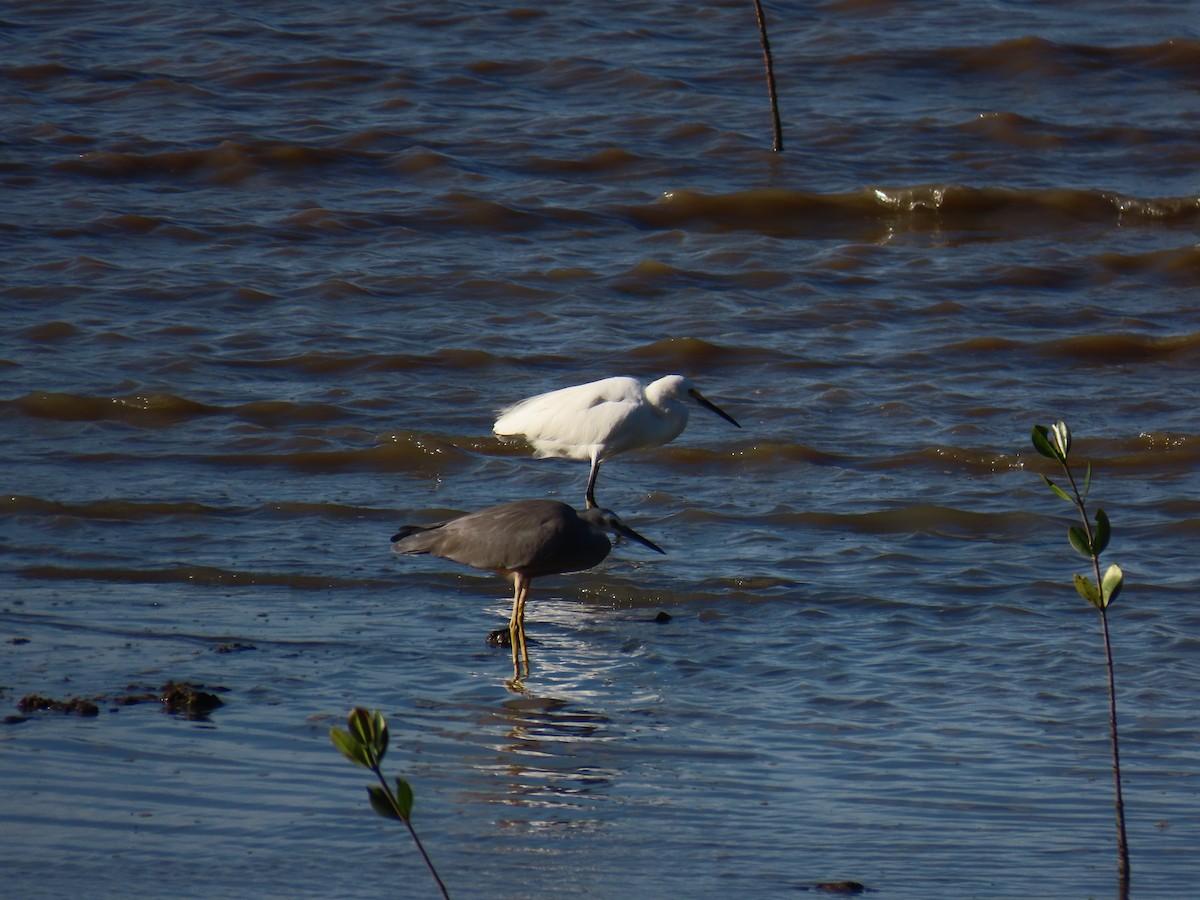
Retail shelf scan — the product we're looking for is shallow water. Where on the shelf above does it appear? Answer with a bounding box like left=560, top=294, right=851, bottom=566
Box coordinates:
left=3, top=1, right=1200, bottom=897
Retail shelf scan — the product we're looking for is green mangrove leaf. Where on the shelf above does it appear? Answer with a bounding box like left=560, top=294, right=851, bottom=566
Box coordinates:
left=373, top=710, right=390, bottom=762
left=1031, top=425, right=1062, bottom=461
left=1082, top=461, right=1092, bottom=501
left=1068, top=525, right=1092, bottom=557
left=1040, top=474, right=1073, bottom=504
left=1074, top=573, right=1102, bottom=609
left=1102, top=563, right=1124, bottom=607
left=1051, top=420, right=1071, bottom=459
left=1093, top=509, right=1111, bottom=557
left=349, top=707, right=375, bottom=746
left=347, top=708, right=389, bottom=762
left=330, top=727, right=370, bottom=768
left=395, top=776, right=414, bottom=820
left=368, top=785, right=401, bottom=821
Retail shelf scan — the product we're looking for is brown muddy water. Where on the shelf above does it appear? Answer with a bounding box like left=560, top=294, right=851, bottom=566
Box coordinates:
left=3, top=1, right=1200, bottom=897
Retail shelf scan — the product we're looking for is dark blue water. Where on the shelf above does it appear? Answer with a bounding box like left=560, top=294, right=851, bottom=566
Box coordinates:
left=3, top=1, right=1199, bottom=897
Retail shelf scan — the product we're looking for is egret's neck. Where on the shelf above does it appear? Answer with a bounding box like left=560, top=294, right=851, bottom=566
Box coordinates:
left=646, top=396, right=689, bottom=443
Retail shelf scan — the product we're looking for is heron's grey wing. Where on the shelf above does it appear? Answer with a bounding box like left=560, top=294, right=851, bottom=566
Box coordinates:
left=391, top=520, right=451, bottom=553
left=511, top=505, right=611, bottom=575
left=425, top=501, right=567, bottom=572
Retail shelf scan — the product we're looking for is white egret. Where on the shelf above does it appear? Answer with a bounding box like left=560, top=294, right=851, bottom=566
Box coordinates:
left=493, top=375, right=740, bottom=508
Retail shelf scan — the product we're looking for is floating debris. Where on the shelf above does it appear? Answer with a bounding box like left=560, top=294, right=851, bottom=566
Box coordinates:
left=216, top=642, right=257, bottom=653
left=791, top=882, right=868, bottom=895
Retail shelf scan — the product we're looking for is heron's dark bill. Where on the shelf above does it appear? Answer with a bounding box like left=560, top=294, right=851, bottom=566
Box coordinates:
left=689, top=389, right=740, bottom=428
left=615, top=521, right=666, bottom=554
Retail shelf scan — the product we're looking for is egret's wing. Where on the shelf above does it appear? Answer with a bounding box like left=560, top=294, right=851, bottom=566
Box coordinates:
left=493, top=376, right=644, bottom=459
left=494, top=377, right=640, bottom=428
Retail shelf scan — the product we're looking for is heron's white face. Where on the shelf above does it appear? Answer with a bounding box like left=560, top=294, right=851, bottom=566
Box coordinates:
left=580, top=507, right=666, bottom=555
left=579, top=507, right=621, bottom=532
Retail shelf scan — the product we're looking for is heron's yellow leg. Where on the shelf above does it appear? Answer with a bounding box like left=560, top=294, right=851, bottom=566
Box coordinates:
left=508, top=580, right=521, bottom=677
left=508, top=575, right=530, bottom=679
left=516, top=605, right=529, bottom=677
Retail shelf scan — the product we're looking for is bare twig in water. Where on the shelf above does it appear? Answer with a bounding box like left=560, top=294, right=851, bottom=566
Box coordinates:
left=752, top=0, right=784, bottom=151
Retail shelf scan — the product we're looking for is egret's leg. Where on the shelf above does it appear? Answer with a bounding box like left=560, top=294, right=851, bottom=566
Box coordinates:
left=585, top=455, right=601, bottom=509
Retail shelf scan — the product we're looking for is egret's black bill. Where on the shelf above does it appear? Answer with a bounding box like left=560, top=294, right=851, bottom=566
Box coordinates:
left=690, top=389, right=740, bottom=428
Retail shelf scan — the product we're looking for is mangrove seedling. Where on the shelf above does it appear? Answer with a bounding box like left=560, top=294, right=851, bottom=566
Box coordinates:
left=330, top=707, right=450, bottom=899
left=1031, top=420, right=1129, bottom=900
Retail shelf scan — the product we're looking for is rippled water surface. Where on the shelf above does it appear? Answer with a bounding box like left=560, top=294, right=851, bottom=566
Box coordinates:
left=4, top=1, right=1200, bottom=897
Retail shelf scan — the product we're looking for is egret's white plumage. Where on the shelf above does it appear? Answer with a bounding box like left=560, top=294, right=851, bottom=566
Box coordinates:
left=493, top=375, right=739, bottom=507
left=391, top=499, right=664, bottom=679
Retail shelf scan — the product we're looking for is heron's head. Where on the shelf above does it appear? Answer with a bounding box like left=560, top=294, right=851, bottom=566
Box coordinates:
left=579, top=508, right=666, bottom=554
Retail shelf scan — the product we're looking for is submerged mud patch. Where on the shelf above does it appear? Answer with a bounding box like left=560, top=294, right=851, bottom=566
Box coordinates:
left=7, top=681, right=226, bottom=724
left=115, top=681, right=226, bottom=719
left=15, top=694, right=100, bottom=717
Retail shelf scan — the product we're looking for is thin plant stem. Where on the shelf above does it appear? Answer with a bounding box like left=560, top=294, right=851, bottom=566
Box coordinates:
left=366, top=761, right=451, bottom=900
left=1099, top=606, right=1131, bottom=899
left=336, top=712, right=452, bottom=900
left=1054, top=452, right=1130, bottom=899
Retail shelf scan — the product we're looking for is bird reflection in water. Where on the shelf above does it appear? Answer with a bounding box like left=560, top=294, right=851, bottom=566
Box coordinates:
left=413, top=690, right=624, bottom=838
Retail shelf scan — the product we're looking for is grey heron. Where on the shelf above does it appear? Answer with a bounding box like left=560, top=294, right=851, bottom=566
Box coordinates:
left=391, top=499, right=665, bottom=679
